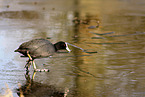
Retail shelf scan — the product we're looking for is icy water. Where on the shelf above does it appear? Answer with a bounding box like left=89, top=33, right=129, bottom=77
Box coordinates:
left=0, top=0, right=145, bottom=97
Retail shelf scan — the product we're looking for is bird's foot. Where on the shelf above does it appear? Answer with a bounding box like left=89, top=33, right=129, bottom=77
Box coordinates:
left=34, top=69, right=49, bottom=72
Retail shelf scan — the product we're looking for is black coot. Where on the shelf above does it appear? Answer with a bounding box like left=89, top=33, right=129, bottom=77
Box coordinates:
left=15, top=38, right=71, bottom=71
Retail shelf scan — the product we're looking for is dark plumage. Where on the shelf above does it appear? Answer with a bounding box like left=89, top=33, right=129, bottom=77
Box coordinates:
left=15, top=38, right=71, bottom=71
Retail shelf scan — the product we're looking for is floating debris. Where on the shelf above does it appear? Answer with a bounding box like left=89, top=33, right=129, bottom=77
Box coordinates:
left=67, top=43, right=98, bottom=54
left=88, top=26, right=97, bottom=29
left=109, top=32, right=145, bottom=37
left=67, top=42, right=85, bottom=52
left=91, top=37, right=105, bottom=39
left=83, top=49, right=98, bottom=54
left=88, top=21, right=100, bottom=29
left=90, top=31, right=115, bottom=35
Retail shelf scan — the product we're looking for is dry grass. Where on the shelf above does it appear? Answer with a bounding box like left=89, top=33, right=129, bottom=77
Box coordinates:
left=0, top=83, right=25, bottom=97
left=0, top=83, right=13, bottom=97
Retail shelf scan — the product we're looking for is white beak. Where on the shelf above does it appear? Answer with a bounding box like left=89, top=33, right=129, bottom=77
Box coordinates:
left=65, top=42, right=71, bottom=52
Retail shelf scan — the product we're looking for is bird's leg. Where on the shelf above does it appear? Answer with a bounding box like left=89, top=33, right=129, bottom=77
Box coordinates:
left=25, top=59, right=31, bottom=70
left=26, top=51, right=49, bottom=72
left=32, top=60, right=37, bottom=70
left=32, top=71, right=36, bottom=80
left=26, top=51, right=37, bottom=70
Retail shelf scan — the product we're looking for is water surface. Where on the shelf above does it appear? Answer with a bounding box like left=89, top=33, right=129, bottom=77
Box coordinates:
left=0, top=0, right=145, bottom=97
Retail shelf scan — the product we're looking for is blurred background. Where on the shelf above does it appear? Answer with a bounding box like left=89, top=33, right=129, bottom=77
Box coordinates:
left=0, top=0, right=145, bottom=97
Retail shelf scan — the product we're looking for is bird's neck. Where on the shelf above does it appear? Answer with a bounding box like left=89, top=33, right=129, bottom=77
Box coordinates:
left=54, top=44, right=58, bottom=52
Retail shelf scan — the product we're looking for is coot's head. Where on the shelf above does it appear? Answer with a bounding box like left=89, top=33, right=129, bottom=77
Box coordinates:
left=54, top=41, right=71, bottom=52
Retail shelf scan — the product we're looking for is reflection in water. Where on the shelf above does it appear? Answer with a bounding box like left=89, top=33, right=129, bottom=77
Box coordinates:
left=90, top=31, right=115, bottom=35
left=17, top=71, right=68, bottom=97
left=0, top=10, right=41, bottom=19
